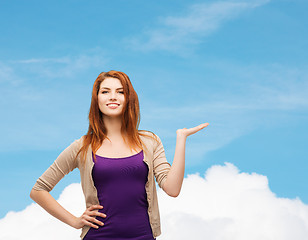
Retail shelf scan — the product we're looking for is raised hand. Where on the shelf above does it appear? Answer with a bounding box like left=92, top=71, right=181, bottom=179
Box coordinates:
left=73, top=204, right=106, bottom=229
left=176, top=122, right=209, bottom=138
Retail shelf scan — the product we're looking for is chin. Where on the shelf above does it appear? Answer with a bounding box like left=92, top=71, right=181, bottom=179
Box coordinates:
left=103, top=112, right=122, bottom=117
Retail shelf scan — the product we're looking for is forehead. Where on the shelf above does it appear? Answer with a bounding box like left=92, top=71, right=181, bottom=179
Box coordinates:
left=100, top=77, right=123, bottom=89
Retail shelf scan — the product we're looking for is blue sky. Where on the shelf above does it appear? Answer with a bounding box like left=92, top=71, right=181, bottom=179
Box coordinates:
left=0, top=0, right=307, bottom=219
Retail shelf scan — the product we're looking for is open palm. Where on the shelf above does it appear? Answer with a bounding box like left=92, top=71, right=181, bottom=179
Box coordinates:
left=176, top=123, right=209, bottom=138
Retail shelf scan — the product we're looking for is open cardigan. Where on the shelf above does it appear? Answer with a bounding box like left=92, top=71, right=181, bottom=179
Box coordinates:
left=32, top=131, right=171, bottom=239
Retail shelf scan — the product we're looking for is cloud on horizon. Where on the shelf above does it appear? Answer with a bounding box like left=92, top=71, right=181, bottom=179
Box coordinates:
left=1, top=162, right=307, bottom=240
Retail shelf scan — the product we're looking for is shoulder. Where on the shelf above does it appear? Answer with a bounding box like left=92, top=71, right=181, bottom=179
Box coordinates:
left=67, top=135, right=85, bottom=150
left=72, top=135, right=84, bottom=144
left=138, top=130, right=161, bottom=146
left=139, top=129, right=157, bottom=138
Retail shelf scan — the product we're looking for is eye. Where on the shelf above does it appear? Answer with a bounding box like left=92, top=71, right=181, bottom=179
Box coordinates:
left=101, top=91, right=108, bottom=94
left=118, top=91, right=124, bottom=94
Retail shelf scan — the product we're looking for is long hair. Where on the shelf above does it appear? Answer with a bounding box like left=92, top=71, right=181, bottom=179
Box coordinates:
left=76, top=70, right=157, bottom=165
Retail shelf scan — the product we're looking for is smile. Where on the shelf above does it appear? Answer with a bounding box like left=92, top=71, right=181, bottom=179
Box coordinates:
left=107, top=103, right=119, bottom=109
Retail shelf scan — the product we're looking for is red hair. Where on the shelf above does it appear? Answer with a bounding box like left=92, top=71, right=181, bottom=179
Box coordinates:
left=76, top=70, right=157, bottom=165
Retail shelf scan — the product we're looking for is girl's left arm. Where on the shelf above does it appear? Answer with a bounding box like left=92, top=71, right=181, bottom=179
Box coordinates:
left=162, top=122, right=209, bottom=197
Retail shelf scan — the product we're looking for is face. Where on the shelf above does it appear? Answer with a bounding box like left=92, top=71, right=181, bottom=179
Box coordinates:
left=98, top=77, right=125, bottom=118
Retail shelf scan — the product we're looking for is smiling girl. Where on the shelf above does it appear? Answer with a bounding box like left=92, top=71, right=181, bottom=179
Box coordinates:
left=30, top=70, right=209, bottom=240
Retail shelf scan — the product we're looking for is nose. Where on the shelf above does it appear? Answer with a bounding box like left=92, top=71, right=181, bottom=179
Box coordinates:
left=110, top=91, right=117, bottom=100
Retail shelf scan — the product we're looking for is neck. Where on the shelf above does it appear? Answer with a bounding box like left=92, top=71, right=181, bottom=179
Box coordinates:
left=102, top=115, right=124, bottom=139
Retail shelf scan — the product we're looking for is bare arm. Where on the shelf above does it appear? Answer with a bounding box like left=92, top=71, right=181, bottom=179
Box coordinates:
left=30, top=189, right=106, bottom=229
left=161, top=134, right=186, bottom=197
left=162, top=123, right=209, bottom=197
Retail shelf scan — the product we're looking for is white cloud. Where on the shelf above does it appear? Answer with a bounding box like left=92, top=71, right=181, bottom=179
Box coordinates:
left=1, top=163, right=307, bottom=240
left=158, top=163, right=308, bottom=239
left=11, top=57, right=71, bottom=64
left=0, top=62, right=24, bottom=86
left=0, top=183, right=84, bottom=240
left=9, top=53, right=108, bottom=79
left=127, top=0, right=270, bottom=53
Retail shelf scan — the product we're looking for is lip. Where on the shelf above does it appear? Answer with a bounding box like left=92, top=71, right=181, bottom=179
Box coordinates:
left=107, top=103, right=120, bottom=106
left=107, top=103, right=120, bottom=109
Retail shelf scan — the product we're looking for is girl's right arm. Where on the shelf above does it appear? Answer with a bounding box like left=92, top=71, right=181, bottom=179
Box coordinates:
left=30, top=189, right=106, bottom=229
left=30, top=138, right=106, bottom=229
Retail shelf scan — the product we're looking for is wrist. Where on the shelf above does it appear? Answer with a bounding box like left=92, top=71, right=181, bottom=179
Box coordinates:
left=69, top=215, right=79, bottom=229
left=176, top=132, right=187, bottom=140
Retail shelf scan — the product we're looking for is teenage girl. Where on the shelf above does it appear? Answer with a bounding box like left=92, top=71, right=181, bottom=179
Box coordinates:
left=30, top=70, right=209, bottom=240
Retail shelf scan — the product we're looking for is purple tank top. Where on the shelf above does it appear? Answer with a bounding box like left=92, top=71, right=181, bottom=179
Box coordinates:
left=83, top=150, right=155, bottom=240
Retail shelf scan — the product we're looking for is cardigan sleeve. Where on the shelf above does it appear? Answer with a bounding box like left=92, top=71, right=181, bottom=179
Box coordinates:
left=152, top=134, right=171, bottom=189
left=32, top=138, right=82, bottom=192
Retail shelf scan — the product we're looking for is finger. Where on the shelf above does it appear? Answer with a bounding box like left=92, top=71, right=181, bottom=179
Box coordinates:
left=86, top=209, right=106, bottom=218
left=92, top=211, right=107, bottom=218
left=199, top=123, right=209, bottom=128
left=92, top=204, right=104, bottom=210
left=92, top=218, right=105, bottom=226
left=82, top=219, right=101, bottom=229
left=99, top=212, right=107, bottom=218
left=84, top=215, right=105, bottom=227
left=195, top=123, right=209, bottom=131
left=189, top=124, right=206, bottom=132
left=186, top=123, right=209, bottom=136
left=88, top=205, right=104, bottom=211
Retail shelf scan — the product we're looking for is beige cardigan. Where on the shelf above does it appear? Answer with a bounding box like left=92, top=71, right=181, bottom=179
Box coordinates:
left=32, top=131, right=171, bottom=239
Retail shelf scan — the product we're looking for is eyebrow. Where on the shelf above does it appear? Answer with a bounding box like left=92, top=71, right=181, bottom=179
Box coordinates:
left=100, top=87, right=124, bottom=90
